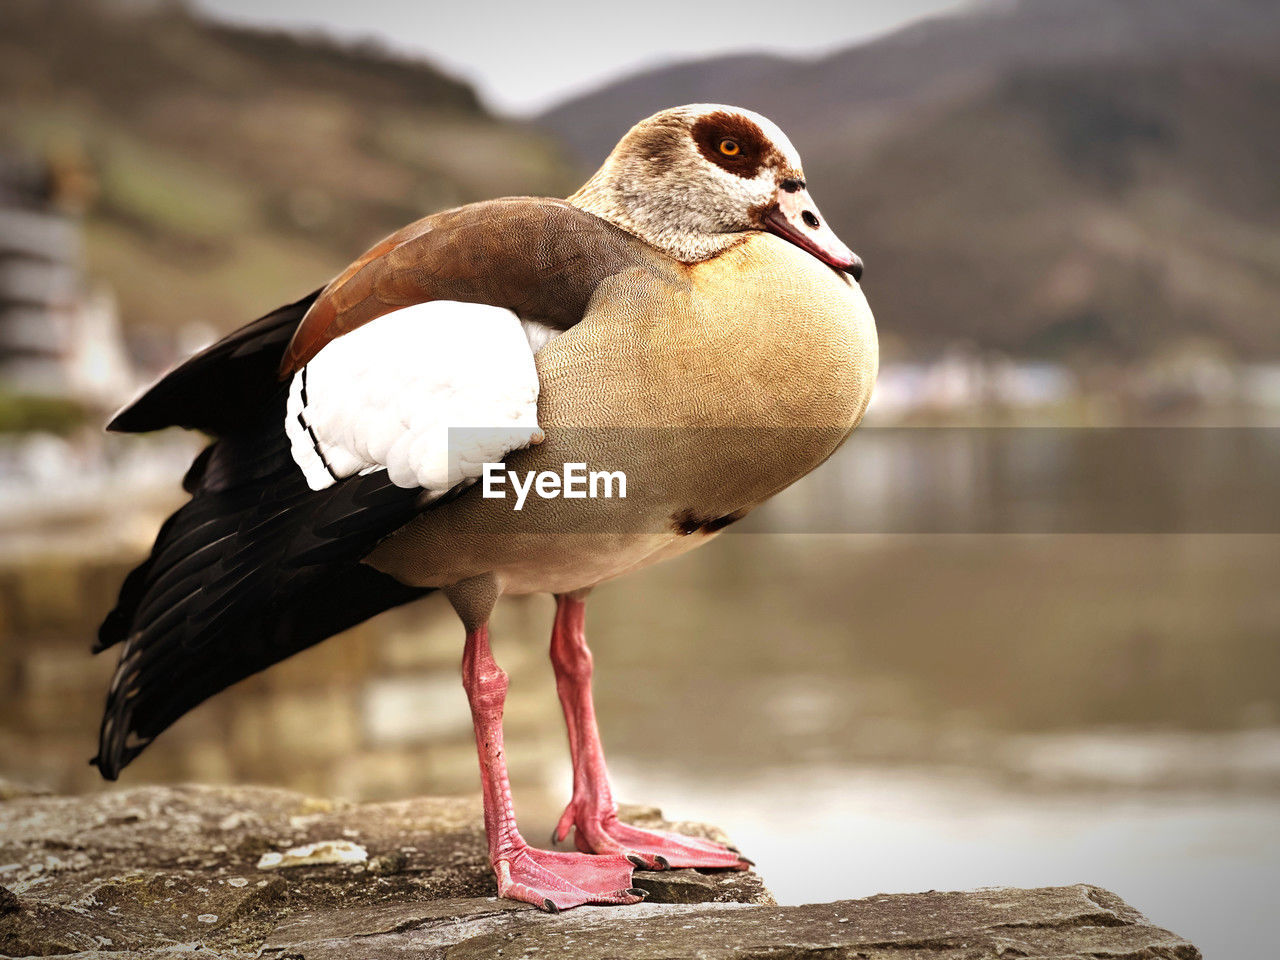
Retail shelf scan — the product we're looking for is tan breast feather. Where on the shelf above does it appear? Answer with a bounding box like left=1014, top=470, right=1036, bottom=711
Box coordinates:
left=537, top=232, right=878, bottom=433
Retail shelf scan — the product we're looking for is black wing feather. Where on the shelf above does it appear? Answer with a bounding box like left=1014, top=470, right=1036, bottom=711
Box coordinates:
left=108, top=289, right=322, bottom=436
left=93, top=388, right=434, bottom=779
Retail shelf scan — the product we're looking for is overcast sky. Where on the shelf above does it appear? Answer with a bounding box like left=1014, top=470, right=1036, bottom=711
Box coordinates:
left=193, top=0, right=970, bottom=114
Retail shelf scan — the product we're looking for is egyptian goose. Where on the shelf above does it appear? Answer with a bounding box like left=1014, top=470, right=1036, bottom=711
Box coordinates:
left=93, top=104, right=878, bottom=911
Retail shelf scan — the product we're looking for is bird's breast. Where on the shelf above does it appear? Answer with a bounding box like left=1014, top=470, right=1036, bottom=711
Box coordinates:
left=364, top=233, right=877, bottom=594
left=535, top=231, right=878, bottom=504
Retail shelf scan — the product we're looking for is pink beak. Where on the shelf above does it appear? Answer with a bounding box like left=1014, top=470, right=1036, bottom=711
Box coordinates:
left=763, top=183, right=863, bottom=280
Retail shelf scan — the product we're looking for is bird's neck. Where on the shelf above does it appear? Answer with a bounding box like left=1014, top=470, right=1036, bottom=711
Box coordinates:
left=568, top=165, right=742, bottom=264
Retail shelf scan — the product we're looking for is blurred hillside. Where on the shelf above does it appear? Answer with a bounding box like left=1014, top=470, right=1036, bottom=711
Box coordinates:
left=0, top=0, right=577, bottom=343
left=4, top=0, right=1278, bottom=363
left=539, top=0, right=1280, bottom=360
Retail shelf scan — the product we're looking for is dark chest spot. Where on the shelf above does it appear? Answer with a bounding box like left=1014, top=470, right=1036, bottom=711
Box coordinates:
left=672, top=508, right=750, bottom=536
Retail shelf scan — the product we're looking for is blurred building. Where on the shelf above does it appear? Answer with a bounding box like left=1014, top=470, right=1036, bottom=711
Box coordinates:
left=0, top=146, right=133, bottom=407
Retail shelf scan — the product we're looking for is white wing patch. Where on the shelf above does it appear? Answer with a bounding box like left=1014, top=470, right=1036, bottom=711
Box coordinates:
left=285, top=301, right=543, bottom=493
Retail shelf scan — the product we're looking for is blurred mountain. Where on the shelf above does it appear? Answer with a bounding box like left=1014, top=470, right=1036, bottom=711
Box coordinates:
left=0, top=0, right=577, bottom=338
left=540, top=0, right=1280, bottom=358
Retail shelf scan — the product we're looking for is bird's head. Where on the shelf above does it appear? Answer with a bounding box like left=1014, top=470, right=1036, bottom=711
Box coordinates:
left=569, top=103, right=862, bottom=280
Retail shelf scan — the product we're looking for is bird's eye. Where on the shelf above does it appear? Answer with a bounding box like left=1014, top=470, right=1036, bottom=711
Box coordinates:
left=718, top=138, right=740, bottom=157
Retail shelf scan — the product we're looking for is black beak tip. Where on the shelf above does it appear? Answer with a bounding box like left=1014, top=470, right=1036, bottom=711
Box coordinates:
left=846, top=255, right=864, bottom=282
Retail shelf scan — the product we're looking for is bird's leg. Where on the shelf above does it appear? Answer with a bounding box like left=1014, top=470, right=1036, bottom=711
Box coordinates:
left=461, top=620, right=643, bottom=910
left=550, top=593, right=750, bottom=870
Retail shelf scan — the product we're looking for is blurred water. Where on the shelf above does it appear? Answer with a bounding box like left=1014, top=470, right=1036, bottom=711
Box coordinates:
left=550, top=529, right=1280, bottom=959
left=611, top=763, right=1279, bottom=960
left=4, top=434, right=1278, bottom=956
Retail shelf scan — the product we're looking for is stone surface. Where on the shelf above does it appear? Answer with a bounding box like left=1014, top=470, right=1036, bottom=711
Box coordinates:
left=0, top=785, right=1200, bottom=959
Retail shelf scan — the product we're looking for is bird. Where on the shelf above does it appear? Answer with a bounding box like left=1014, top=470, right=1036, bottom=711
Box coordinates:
left=92, top=104, right=878, bottom=912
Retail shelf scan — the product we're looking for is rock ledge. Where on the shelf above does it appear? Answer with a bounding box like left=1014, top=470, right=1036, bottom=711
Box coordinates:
left=0, top=784, right=1201, bottom=959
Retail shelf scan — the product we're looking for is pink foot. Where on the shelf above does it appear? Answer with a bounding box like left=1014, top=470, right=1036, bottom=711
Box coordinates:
left=495, top=843, right=646, bottom=912
left=555, top=805, right=752, bottom=871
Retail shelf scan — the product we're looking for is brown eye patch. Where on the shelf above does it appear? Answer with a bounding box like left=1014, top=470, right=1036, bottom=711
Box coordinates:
left=690, top=111, right=779, bottom=179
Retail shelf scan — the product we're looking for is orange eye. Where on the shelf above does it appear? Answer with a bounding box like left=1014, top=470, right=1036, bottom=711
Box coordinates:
left=718, top=138, right=740, bottom=157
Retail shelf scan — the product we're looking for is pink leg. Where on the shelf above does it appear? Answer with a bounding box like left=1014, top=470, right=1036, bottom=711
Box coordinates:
left=462, top=622, right=644, bottom=911
left=550, top=595, right=750, bottom=871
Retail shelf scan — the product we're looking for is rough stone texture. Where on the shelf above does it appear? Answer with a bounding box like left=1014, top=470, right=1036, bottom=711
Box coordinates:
left=0, top=785, right=1200, bottom=959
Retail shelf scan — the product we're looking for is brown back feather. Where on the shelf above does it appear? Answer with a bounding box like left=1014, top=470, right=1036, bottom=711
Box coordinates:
left=280, top=198, right=671, bottom=376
